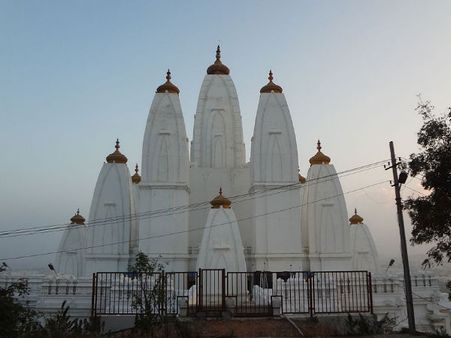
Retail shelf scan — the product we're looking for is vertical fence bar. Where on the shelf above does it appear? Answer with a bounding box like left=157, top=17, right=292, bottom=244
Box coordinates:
left=221, top=269, right=225, bottom=312
left=308, top=272, right=314, bottom=318
left=91, top=273, right=97, bottom=317
left=368, top=272, right=373, bottom=313
left=198, top=268, right=203, bottom=313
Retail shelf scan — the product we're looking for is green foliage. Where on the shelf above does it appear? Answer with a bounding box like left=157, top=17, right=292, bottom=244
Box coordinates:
left=0, top=274, right=42, bottom=338
left=405, top=99, right=451, bottom=264
left=128, top=252, right=166, bottom=336
left=43, top=300, right=83, bottom=337
left=78, top=315, right=105, bottom=336
left=345, top=313, right=395, bottom=336
left=43, top=301, right=104, bottom=337
left=0, top=261, right=104, bottom=337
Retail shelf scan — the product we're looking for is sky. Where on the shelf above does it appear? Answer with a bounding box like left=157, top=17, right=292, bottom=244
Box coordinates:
left=1, top=0, right=451, bottom=271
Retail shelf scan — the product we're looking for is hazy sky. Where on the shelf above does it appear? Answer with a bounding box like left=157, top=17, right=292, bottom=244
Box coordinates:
left=1, top=0, right=451, bottom=271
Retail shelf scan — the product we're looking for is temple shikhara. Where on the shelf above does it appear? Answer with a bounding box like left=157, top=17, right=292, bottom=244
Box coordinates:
left=3, top=47, right=449, bottom=333
left=56, top=46, right=378, bottom=277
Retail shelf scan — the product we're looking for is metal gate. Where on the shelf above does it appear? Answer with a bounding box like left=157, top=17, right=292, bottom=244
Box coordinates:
left=91, top=270, right=372, bottom=317
left=197, top=269, right=225, bottom=315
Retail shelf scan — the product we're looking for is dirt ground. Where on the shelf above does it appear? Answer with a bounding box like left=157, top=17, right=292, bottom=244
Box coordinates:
left=115, top=316, right=430, bottom=338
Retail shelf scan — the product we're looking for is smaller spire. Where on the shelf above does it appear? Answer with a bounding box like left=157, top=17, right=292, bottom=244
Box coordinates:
left=207, top=45, right=230, bottom=75
left=131, top=163, right=141, bottom=184
left=210, top=187, right=232, bottom=209
left=156, top=69, right=180, bottom=94
left=309, top=140, right=331, bottom=166
left=260, top=70, right=283, bottom=93
left=70, top=209, right=85, bottom=225
left=106, top=138, right=128, bottom=164
left=349, top=208, right=364, bottom=224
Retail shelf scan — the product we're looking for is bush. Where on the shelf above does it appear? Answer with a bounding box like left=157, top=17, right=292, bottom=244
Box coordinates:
left=345, top=313, right=395, bottom=335
left=0, top=276, right=42, bottom=338
left=128, top=252, right=166, bottom=336
left=43, top=301, right=104, bottom=337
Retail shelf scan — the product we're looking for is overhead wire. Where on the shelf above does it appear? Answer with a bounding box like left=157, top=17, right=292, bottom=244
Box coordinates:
left=0, top=159, right=388, bottom=239
left=0, top=179, right=389, bottom=261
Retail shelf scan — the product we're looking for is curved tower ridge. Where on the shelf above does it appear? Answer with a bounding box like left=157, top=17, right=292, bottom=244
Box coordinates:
left=55, top=209, right=87, bottom=276
left=250, top=71, right=303, bottom=271
left=196, top=189, right=247, bottom=272
left=251, top=70, right=299, bottom=183
left=142, top=70, right=189, bottom=184
left=85, top=140, right=134, bottom=275
left=191, top=46, right=245, bottom=168
left=139, top=70, right=190, bottom=271
left=301, top=141, right=351, bottom=271
left=350, top=209, right=378, bottom=272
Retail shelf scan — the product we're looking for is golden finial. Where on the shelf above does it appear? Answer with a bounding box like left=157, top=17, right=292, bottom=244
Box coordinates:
left=210, top=187, right=232, bottom=209
left=131, top=163, right=141, bottom=184
left=309, top=139, right=331, bottom=166
left=70, top=209, right=85, bottom=225
left=260, top=69, right=283, bottom=93
left=216, top=45, right=221, bottom=61
left=156, top=69, right=180, bottom=94
left=207, top=45, right=230, bottom=75
left=349, top=208, right=364, bottom=224
left=106, top=138, right=128, bottom=164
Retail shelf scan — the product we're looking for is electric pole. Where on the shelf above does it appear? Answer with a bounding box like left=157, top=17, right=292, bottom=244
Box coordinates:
left=387, top=141, right=416, bottom=333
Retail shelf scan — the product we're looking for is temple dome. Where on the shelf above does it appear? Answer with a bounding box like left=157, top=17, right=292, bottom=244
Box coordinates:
left=260, top=70, right=283, bottom=93
left=156, top=70, right=180, bottom=94
left=349, top=209, right=364, bottom=224
left=206, top=45, right=230, bottom=75
left=309, top=140, right=331, bottom=165
left=131, top=164, right=141, bottom=184
left=106, top=139, right=128, bottom=164
left=210, top=188, right=232, bottom=209
left=70, top=209, right=85, bottom=225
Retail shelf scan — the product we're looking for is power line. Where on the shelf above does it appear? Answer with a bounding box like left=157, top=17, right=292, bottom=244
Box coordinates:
left=0, top=160, right=387, bottom=240
left=0, top=179, right=389, bottom=261
left=1, top=162, right=376, bottom=235
left=0, top=160, right=388, bottom=239
left=403, top=185, right=426, bottom=196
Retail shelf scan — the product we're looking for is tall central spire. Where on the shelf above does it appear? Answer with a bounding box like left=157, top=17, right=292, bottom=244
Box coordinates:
left=191, top=46, right=245, bottom=168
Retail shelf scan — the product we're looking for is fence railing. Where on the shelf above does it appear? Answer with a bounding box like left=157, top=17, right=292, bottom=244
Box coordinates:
left=91, top=269, right=372, bottom=317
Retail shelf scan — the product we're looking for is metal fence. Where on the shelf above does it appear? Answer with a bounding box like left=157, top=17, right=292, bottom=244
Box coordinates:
left=91, top=269, right=372, bottom=317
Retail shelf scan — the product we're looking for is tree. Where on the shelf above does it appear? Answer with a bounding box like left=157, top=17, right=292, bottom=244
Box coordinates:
left=128, top=252, right=166, bottom=336
left=0, top=264, right=42, bottom=338
left=405, top=99, right=451, bottom=264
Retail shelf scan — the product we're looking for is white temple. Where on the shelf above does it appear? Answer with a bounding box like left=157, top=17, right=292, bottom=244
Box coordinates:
left=55, top=46, right=378, bottom=276
left=3, top=47, right=451, bottom=333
